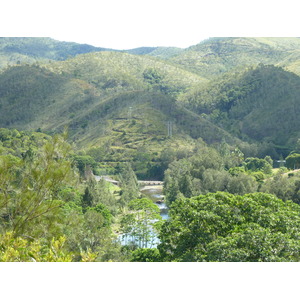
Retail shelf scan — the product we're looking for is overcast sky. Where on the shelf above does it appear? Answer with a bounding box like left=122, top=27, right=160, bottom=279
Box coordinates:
left=1, top=0, right=299, bottom=50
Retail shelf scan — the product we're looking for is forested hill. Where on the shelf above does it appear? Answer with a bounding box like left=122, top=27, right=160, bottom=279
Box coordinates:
left=2, top=37, right=300, bottom=160
left=0, top=37, right=114, bottom=68
left=0, top=51, right=222, bottom=154
left=3, top=37, right=300, bottom=78
left=179, top=64, right=300, bottom=153
left=0, top=37, right=183, bottom=69
left=170, top=37, right=300, bottom=78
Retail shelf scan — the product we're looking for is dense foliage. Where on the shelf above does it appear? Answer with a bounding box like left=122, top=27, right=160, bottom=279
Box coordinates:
left=0, top=129, right=132, bottom=261
left=180, top=64, right=300, bottom=153
left=163, top=142, right=273, bottom=205
left=158, top=192, right=300, bottom=262
left=171, top=37, right=300, bottom=78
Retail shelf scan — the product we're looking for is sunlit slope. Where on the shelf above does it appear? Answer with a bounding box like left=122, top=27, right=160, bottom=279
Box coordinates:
left=180, top=64, right=300, bottom=148
left=0, top=53, right=230, bottom=151
left=63, top=90, right=238, bottom=149
left=45, top=51, right=208, bottom=93
left=171, top=37, right=300, bottom=78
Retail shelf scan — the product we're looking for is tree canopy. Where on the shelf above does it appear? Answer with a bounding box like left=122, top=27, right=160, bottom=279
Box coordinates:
left=158, top=192, right=300, bottom=262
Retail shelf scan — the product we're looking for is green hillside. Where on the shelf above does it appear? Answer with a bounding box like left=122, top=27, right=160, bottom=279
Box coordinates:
left=0, top=51, right=226, bottom=157
left=0, top=37, right=183, bottom=69
left=0, top=64, right=229, bottom=145
left=180, top=64, right=300, bottom=155
left=2, top=37, right=300, bottom=161
left=171, top=37, right=300, bottom=78
left=0, top=37, right=113, bottom=68
left=44, top=51, right=207, bottom=93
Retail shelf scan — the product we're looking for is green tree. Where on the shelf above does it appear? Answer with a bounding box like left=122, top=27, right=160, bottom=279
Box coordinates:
left=0, top=232, right=97, bottom=262
left=118, top=162, right=139, bottom=206
left=72, top=155, right=97, bottom=176
left=260, top=172, right=295, bottom=201
left=244, top=157, right=272, bottom=174
left=158, top=192, right=300, bottom=262
left=120, top=198, right=162, bottom=248
left=61, top=203, right=121, bottom=261
left=0, top=134, right=77, bottom=239
left=227, top=173, right=258, bottom=194
left=286, top=153, right=300, bottom=169
left=130, top=248, right=161, bottom=262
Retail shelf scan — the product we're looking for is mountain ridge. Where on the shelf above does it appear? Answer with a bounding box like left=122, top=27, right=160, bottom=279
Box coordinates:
left=2, top=37, right=300, bottom=161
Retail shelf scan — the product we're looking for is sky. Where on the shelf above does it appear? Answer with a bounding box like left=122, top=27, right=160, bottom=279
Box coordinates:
left=1, top=0, right=299, bottom=50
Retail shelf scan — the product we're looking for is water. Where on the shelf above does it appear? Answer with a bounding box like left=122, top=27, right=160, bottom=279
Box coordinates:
left=94, top=174, right=169, bottom=247
left=155, top=202, right=169, bottom=220
left=119, top=184, right=169, bottom=248
left=141, top=185, right=169, bottom=220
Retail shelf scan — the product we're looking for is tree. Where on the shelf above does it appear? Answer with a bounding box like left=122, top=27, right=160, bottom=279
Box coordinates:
left=244, top=157, right=272, bottom=174
left=158, top=192, right=300, bottom=261
left=72, top=155, right=97, bottom=177
left=286, top=153, right=300, bottom=169
left=120, top=198, right=162, bottom=248
left=0, top=133, right=77, bottom=239
left=0, top=232, right=97, bottom=262
left=227, top=172, right=258, bottom=194
left=143, top=68, right=166, bottom=92
left=61, top=202, right=122, bottom=261
left=118, top=162, right=139, bottom=206
left=260, top=173, right=294, bottom=201
left=130, top=248, right=161, bottom=262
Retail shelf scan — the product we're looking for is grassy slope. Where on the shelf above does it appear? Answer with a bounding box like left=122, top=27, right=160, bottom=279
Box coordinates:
left=170, top=37, right=300, bottom=78
left=45, top=51, right=208, bottom=91
left=0, top=51, right=233, bottom=156
left=125, top=46, right=183, bottom=59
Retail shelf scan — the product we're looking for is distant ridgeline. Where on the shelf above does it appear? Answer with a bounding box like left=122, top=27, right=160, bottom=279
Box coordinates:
left=1, top=37, right=300, bottom=160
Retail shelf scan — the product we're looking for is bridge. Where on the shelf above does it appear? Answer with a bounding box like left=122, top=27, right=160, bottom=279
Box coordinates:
left=138, top=180, right=163, bottom=186
left=95, top=175, right=163, bottom=187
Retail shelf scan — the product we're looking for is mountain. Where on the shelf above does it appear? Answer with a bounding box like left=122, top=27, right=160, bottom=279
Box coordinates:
left=180, top=64, right=300, bottom=156
left=0, top=37, right=183, bottom=69
left=2, top=37, right=300, bottom=161
left=0, top=37, right=115, bottom=68
left=170, top=37, right=300, bottom=78
left=0, top=51, right=222, bottom=151
left=125, top=47, right=184, bottom=59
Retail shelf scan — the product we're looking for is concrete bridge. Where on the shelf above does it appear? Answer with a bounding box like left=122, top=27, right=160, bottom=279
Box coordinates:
left=138, top=180, right=164, bottom=186
left=95, top=175, right=163, bottom=187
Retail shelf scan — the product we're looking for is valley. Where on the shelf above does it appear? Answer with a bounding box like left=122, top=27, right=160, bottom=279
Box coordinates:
left=2, top=37, right=300, bottom=262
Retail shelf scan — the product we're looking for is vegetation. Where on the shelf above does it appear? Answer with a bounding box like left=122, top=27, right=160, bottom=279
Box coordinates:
left=179, top=64, right=300, bottom=154
left=158, top=192, right=300, bottom=262
left=3, top=37, right=300, bottom=261
left=120, top=198, right=161, bottom=248
left=0, top=37, right=112, bottom=68
left=0, top=129, right=129, bottom=261
left=171, top=37, right=300, bottom=78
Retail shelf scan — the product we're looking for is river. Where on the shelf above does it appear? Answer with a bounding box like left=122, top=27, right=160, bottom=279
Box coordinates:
left=140, top=184, right=169, bottom=220
left=95, top=175, right=169, bottom=247
left=119, top=184, right=169, bottom=248
left=95, top=175, right=169, bottom=219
